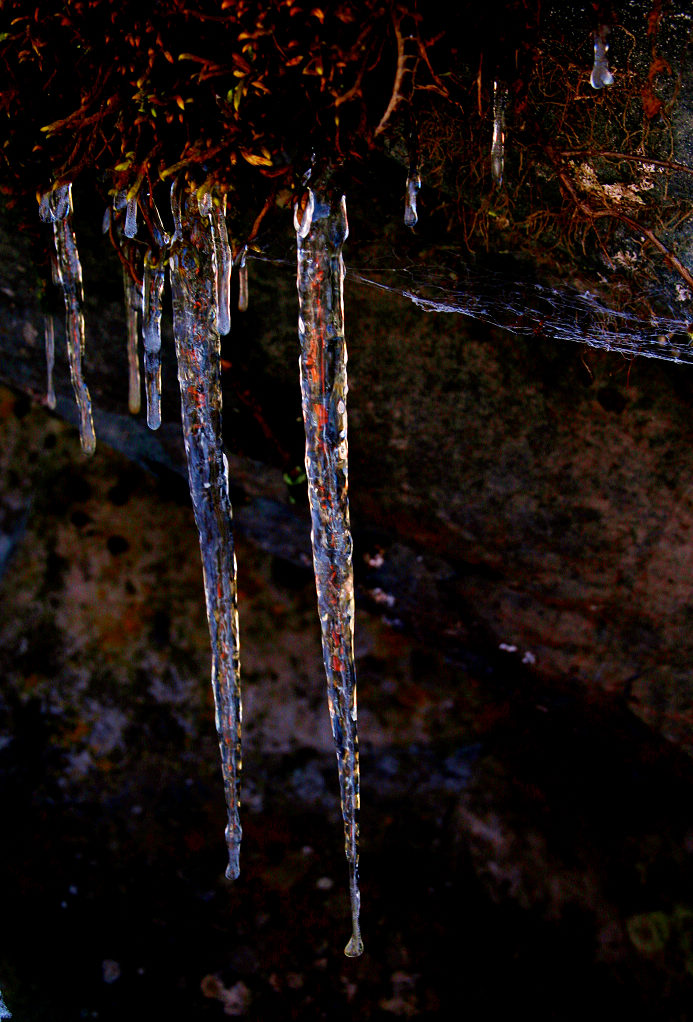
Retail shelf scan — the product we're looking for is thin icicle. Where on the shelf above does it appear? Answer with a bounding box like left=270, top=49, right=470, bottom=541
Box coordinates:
left=491, top=80, right=508, bottom=186
left=44, top=314, right=56, bottom=410
left=142, top=250, right=165, bottom=430
left=169, top=179, right=242, bottom=880
left=124, top=194, right=139, bottom=239
left=211, top=195, right=232, bottom=335
left=141, top=190, right=170, bottom=431
left=123, top=266, right=142, bottom=415
left=404, top=172, right=421, bottom=228
left=237, top=246, right=248, bottom=312
left=590, top=25, right=614, bottom=89
left=39, top=184, right=96, bottom=455
left=295, top=186, right=363, bottom=958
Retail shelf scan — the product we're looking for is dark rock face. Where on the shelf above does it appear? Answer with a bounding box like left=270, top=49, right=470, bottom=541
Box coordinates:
left=0, top=392, right=692, bottom=1020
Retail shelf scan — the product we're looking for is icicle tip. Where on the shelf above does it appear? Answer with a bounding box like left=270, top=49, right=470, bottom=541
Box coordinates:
left=344, top=930, right=364, bottom=958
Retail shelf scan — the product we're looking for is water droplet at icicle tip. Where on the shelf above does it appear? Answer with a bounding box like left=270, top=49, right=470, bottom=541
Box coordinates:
left=296, top=184, right=363, bottom=957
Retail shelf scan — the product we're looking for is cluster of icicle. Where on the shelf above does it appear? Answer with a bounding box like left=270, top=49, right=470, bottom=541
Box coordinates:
left=36, top=27, right=616, bottom=953
left=39, top=175, right=363, bottom=956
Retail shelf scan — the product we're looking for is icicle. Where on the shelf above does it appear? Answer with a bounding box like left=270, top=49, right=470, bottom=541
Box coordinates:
left=491, top=81, right=508, bottom=186
left=295, top=186, right=363, bottom=958
left=404, top=172, right=421, bottom=228
left=140, top=191, right=170, bottom=431
left=39, top=184, right=96, bottom=455
left=237, top=246, right=248, bottom=312
left=211, top=195, right=233, bottom=335
left=590, top=25, right=614, bottom=89
left=0, top=986, right=11, bottom=1019
left=123, top=266, right=142, bottom=415
left=142, top=250, right=165, bottom=429
left=124, top=194, right=139, bottom=239
left=44, top=314, right=56, bottom=410
left=169, top=179, right=242, bottom=880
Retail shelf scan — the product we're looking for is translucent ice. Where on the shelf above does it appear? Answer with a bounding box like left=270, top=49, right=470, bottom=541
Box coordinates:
left=44, top=314, right=56, bottom=410
left=0, top=986, right=11, bottom=1019
left=591, top=26, right=614, bottom=89
left=124, top=194, right=139, bottom=239
left=237, top=246, right=248, bottom=312
left=142, top=250, right=166, bottom=430
left=491, top=81, right=508, bottom=185
left=39, top=184, right=96, bottom=455
left=141, top=193, right=169, bottom=430
left=404, top=172, right=421, bottom=228
left=123, top=266, right=142, bottom=415
left=169, top=179, right=242, bottom=880
left=295, top=186, right=363, bottom=958
left=210, top=194, right=232, bottom=335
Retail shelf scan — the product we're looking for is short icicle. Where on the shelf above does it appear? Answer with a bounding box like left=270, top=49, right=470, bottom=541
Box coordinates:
left=590, top=24, right=614, bottom=90
left=491, top=80, right=508, bottom=186
left=210, top=194, right=233, bottom=335
left=237, top=246, right=248, bottom=312
left=142, top=251, right=165, bottom=429
left=123, top=266, right=142, bottom=415
left=39, top=183, right=96, bottom=455
left=169, top=179, right=242, bottom=880
left=404, top=119, right=420, bottom=228
left=404, top=171, right=421, bottom=228
left=295, top=184, right=363, bottom=958
left=44, top=314, right=56, bottom=410
left=141, top=193, right=169, bottom=431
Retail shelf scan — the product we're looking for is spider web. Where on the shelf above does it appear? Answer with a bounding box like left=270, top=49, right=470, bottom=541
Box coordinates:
left=348, top=261, right=693, bottom=365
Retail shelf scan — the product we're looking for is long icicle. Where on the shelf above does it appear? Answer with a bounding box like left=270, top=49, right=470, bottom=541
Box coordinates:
left=295, top=185, right=363, bottom=958
left=39, top=184, right=96, bottom=455
left=169, top=179, right=242, bottom=879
